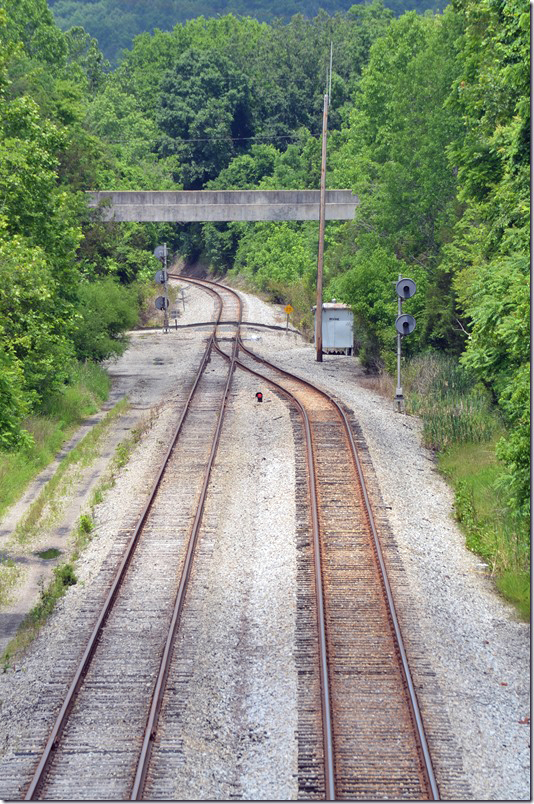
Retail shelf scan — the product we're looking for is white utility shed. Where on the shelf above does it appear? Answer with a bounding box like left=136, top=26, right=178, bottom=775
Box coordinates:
left=313, top=301, right=354, bottom=355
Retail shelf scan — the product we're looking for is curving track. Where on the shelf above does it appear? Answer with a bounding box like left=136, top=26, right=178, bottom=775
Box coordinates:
left=22, top=275, right=439, bottom=801
left=182, top=277, right=439, bottom=801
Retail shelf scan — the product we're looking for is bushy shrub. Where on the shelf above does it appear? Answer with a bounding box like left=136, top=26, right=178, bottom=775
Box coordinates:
left=73, top=278, right=139, bottom=361
left=0, top=344, right=32, bottom=450
left=495, top=363, right=530, bottom=521
left=232, top=222, right=317, bottom=291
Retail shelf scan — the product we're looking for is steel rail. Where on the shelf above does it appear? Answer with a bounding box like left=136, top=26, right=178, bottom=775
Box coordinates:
left=24, top=292, right=228, bottom=801
left=237, top=336, right=440, bottom=800
left=236, top=339, right=440, bottom=801
left=231, top=351, right=336, bottom=801
left=180, top=276, right=336, bottom=801
left=185, top=276, right=439, bottom=801
left=131, top=280, right=243, bottom=799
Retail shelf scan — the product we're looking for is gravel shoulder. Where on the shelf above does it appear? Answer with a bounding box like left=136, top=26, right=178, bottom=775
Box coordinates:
left=0, top=280, right=529, bottom=801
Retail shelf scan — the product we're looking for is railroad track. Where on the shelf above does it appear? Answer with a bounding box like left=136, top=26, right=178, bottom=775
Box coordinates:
left=22, top=284, right=242, bottom=800
left=183, top=277, right=439, bottom=801
left=22, top=275, right=439, bottom=800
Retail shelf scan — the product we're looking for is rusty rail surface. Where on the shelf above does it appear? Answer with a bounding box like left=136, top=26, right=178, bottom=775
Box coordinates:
left=24, top=283, right=240, bottom=801
left=184, top=276, right=439, bottom=801
left=180, top=275, right=337, bottom=800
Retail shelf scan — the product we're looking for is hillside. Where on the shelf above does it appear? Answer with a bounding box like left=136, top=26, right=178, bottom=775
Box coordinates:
left=47, top=0, right=444, bottom=63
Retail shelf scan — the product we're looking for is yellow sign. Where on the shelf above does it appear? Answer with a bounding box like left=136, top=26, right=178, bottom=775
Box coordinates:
left=284, top=304, right=294, bottom=314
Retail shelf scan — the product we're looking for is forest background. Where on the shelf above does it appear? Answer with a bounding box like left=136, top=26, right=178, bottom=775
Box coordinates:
left=0, top=0, right=529, bottom=613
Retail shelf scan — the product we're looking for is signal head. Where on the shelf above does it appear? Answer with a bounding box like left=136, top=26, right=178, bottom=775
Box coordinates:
left=396, top=277, right=417, bottom=299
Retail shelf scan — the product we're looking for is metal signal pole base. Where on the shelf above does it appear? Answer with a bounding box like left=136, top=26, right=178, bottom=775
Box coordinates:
left=394, top=389, right=405, bottom=414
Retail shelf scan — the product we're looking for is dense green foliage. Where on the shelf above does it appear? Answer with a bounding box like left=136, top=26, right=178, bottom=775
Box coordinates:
left=0, top=0, right=164, bottom=450
left=0, top=0, right=529, bottom=596
left=445, top=0, right=530, bottom=523
left=73, top=278, right=139, bottom=360
left=325, top=0, right=529, bottom=534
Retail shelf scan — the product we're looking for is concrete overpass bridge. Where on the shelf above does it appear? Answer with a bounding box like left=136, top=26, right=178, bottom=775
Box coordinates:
left=87, top=190, right=358, bottom=222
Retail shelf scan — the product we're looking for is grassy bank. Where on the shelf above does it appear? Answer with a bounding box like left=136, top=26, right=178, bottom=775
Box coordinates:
left=439, top=443, right=529, bottom=618
left=0, top=361, right=110, bottom=521
left=1, top=400, right=155, bottom=666
left=403, top=354, right=529, bottom=620
left=13, top=396, right=129, bottom=546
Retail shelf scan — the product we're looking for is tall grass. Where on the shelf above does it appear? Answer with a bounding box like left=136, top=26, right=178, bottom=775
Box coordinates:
left=403, top=353, right=529, bottom=620
left=440, top=442, right=530, bottom=619
left=0, top=361, right=111, bottom=521
left=404, top=353, right=497, bottom=450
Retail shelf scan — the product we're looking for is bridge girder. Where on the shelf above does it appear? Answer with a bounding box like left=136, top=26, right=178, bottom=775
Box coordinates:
left=87, top=190, right=359, bottom=222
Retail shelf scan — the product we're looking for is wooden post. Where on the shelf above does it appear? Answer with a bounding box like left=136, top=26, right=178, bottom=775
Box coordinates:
left=315, top=93, right=329, bottom=363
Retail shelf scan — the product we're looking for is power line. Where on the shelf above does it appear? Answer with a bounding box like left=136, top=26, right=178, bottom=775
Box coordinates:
left=105, top=132, right=321, bottom=144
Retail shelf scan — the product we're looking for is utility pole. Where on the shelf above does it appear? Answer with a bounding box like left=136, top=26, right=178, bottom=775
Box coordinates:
left=329, top=41, right=333, bottom=99
left=315, top=43, right=333, bottom=363
left=315, top=91, right=329, bottom=363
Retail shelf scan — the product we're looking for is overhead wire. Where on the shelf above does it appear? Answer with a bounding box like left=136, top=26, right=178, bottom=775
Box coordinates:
left=105, top=132, right=321, bottom=144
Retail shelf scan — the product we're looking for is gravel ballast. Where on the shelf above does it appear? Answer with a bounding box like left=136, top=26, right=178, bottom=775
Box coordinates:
left=0, top=279, right=529, bottom=801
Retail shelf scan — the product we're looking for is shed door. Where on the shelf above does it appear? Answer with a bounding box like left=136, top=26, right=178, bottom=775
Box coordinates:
left=323, top=315, right=339, bottom=347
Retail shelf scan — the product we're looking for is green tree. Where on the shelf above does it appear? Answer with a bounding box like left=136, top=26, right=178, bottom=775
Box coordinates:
left=329, top=8, right=465, bottom=360
left=156, top=47, right=253, bottom=188
left=64, top=25, right=110, bottom=93
left=444, top=0, right=530, bottom=518
left=0, top=340, right=31, bottom=450
left=0, top=233, right=76, bottom=403
left=2, top=0, right=67, bottom=65
left=72, top=278, right=139, bottom=361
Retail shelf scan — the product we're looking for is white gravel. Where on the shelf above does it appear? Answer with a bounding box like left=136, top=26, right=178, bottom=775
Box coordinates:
left=145, top=371, right=299, bottom=801
left=0, top=279, right=529, bottom=801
